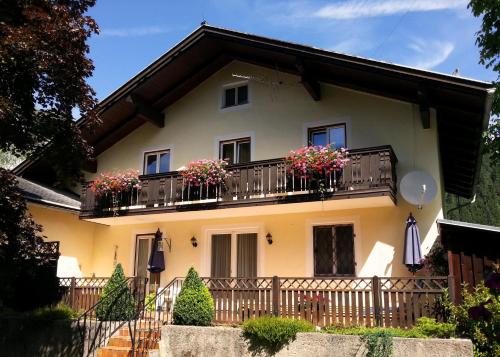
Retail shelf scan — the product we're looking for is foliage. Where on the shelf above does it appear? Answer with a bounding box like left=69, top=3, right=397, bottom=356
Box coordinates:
left=29, top=303, right=79, bottom=320
left=242, top=316, right=314, bottom=355
left=360, top=331, right=393, bottom=357
left=444, top=153, right=500, bottom=226
left=414, top=317, right=455, bottom=339
left=145, top=292, right=156, bottom=313
left=468, top=0, right=500, bottom=164
left=180, top=159, right=230, bottom=187
left=89, top=169, right=141, bottom=198
left=172, top=267, right=214, bottom=326
left=95, top=264, right=136, bottom=321
left=0, top=168, right=63, bottom=311
left=0, top=151, right=22, bottom=170
left=285, top=144, right=348, bottom=178
left=0, top=0, right=100, bottom=184
left=448, top=280, right=500, bottom=357
left=422, top=239, right=448, bottom=276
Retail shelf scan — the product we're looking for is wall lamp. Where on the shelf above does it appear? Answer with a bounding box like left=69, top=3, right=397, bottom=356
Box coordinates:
left=191, top=236, right=198, bottom=247
left=266, top=232, right=273, bottom=245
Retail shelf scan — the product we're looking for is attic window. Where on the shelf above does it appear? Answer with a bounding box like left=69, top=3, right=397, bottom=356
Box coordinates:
left=144, top=150, right=170, bottom=175
left=223, top=84, right=248, bottom=108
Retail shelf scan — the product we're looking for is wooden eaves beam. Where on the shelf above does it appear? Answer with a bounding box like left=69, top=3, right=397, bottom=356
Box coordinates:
left=125, top=93, right=164, bottom=128
left=295, top=59, right=321, bottom=101
left=417, top=88, right=431, bottom=129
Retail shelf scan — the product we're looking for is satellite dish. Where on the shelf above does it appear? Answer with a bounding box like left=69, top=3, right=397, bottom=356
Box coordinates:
left=400, top=170, right=437, bottom=208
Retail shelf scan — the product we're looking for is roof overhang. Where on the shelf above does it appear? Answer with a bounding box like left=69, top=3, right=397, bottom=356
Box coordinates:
left=15, top=25, right=495, bottom=198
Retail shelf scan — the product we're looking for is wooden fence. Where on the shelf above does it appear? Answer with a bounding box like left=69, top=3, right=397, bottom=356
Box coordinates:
left=60, top=275, right=449, bottom=328
left=59, top=277, right=109, bottom=312
left=199, top=276, right=449, bottom=328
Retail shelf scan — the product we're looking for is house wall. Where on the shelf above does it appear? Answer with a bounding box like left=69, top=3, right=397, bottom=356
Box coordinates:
left=89, top=199, right=441, bottom=282
left=73, top=60, right=445, bottom=282
left=28, top=204, right=96, bottom=277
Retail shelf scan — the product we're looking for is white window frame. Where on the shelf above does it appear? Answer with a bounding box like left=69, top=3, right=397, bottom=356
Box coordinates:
left=213, top=131, right=255, bottom=161
left=220, top=81, right=251, bottom=111
left=143, top=149, right=171, bottom=175
left=219, top=137, right=251, bottom=164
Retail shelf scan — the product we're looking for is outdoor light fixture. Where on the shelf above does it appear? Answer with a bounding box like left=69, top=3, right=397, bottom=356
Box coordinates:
left=266, top=232, right=273, bottom=245
left=190, top=236, right=198, bottom=247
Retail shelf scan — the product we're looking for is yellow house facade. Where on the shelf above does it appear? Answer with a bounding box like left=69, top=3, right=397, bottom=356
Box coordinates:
left=15, top=25, right=494, bottom=287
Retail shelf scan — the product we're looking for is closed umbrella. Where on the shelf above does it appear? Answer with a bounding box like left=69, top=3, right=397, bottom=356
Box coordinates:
left=403, top=213, right=423, bottom=274
left=148, top=229, right=165, bottom=274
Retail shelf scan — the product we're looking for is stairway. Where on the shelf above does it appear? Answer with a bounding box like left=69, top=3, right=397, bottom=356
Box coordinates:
left=96, top=321, right=161, bottom=357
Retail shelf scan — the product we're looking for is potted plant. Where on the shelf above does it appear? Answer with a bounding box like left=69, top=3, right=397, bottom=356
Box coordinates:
left=179, top=159, right=230, bottom=201
left=89, top=169, right=141, bottom=212
left=285, top=144, right=348, bottom=195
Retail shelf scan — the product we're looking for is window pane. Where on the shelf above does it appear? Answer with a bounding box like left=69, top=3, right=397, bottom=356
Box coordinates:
left=146, top=154, right=157, bottom=175
left=224, top=88, right=236, bottom=107
left=211, top=234, right=231, bottom=278
left=237, top=85, right=248, bottom=105
left=237, top=233, right=257, bottom=277
left=314, top=226, right=334, bottom=276
left=136, top=238, right=150, bottom=278
left=221, top=143, right=235, bottom=164
left=237, top=141, right=251, bottom=163
left=329, top=126, right=346, bottom=149
left=311, top=131, right=327, bottom=147
left=335, top=225, right=355, bottom=275
left=159, top=152, right=170, bottom=173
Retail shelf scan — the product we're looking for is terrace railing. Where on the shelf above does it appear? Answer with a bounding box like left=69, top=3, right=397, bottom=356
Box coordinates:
left=80, top=145, right=397, bottom=218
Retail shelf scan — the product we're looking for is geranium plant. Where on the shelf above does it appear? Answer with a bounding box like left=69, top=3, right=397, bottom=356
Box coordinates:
left=89, top=169, right=141, bottom=198
left=285, top=144, right=348, bottom=178
left=180, top=159, right=230, bottom=187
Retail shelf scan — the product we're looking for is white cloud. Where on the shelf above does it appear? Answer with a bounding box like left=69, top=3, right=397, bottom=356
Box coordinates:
left=314, top=0, right=467, bottom=20
left=100, top=26, right=170, bottom=38
left=330, top=38, right=374, bottom=55
left=404, top=39, right=455, bottom=69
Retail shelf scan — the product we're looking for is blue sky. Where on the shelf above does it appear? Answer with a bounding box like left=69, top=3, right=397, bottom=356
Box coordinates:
left=87, top=0, right=496, bottom=101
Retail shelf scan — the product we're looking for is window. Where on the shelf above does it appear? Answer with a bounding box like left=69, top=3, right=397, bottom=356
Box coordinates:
left=223, top=84, right=248, bottom=108
left=313, top=225, right=355, bottom=276
left=219, top=138, right=251, bottom=164
left=308, top=124, right=346, bottom=149
left=210, top=232, right=257, bottom=278
left=144, top=150, right=170, bottom=175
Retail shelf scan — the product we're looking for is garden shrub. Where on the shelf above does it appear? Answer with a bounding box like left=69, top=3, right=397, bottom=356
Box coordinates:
left=324, top=325, right=425, bottom=338
left=95, top=263, right=136, bottom=321
left=29, top=303, right=79, bottom=320
left=172, top=267, right=214, bottom=326
left=242, top=316, right=315, bottom=355
left=414, top=317, right=455, bottom=338
left=360, top=330, right=393, bottom=357
left=449, top=281, right=499, bottom=357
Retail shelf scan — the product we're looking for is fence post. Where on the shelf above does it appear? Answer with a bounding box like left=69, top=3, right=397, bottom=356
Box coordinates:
left=272, top=276, right=279, bottom=317
left=447, top=275, right=456, bottom=304
left=372, top=276, right=381, bottom=327
left=70, top=277, right=76, bottom=310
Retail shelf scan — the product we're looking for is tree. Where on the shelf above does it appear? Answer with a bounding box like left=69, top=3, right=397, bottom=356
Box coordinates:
left=95, top=264, right=136, bottom=321
left=0, top=0, right=99, bottom=311
left=0, top=0, right=100, bottom=184
left=469, top=0, right=500, bottom=164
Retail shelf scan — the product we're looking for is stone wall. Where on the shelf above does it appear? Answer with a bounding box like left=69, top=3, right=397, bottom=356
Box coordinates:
left=160, top=325, right=473, bottom=357
left=0, top=318, right=82, bottom=357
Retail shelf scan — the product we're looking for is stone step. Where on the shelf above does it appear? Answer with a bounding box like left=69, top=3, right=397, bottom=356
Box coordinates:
left=107, top=336, right=159, bottom=349
left=97, top=346, right=159, bottom=357
left=118, top=327, right=161, bottom=339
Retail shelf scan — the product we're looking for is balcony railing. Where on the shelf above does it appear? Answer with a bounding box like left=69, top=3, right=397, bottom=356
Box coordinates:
left=80, top=145, right=397, bottom=218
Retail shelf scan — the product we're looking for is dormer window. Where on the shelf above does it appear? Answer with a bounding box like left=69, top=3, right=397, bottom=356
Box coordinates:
left=222, top=84, right=248, bottom=108
left=144, top=150, right=170, bottom=175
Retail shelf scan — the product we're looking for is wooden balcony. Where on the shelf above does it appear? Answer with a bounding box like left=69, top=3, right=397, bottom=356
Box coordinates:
left=80, top=145, right=397, bottom=219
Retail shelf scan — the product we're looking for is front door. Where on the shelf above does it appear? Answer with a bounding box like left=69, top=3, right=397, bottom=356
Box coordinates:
left=135, top=234, right=160, bottom=289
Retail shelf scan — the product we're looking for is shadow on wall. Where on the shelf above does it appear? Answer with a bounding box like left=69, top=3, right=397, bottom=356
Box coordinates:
left=0, top=318, right=82, bottom=357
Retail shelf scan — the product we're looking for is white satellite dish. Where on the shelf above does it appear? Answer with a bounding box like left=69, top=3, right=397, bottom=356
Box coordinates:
left=400, top=170, right=437, bottom=209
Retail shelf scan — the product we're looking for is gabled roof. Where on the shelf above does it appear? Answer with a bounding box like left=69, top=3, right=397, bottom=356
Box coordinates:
left=17, top=176, right=80, bottom=211
left=437, top=218, right=500, bottom=234
left=14, top=24, right=496, bottom=198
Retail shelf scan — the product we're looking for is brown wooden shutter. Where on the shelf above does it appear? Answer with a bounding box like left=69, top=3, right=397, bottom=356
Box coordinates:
left=211, top=234, right=231, bottom=278
left=335, top=225, right=355, bottom=275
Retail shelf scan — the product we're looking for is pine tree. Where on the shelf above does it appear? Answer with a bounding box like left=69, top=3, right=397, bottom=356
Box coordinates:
left=95, top=264, right=136, bottom=321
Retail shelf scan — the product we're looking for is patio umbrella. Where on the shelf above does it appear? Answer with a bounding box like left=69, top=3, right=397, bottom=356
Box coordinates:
left=148, top=228, right=165, bottom=274
left=403, top=213, right=423, bottom=274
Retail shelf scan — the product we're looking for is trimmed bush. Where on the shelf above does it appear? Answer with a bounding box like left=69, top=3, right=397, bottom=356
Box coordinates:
left=30, top=303, right=79, bottom=320
left=242, top=316, right=315, bottom=355
left=173, top=267, right=214, bottom=326
left=414, top=317, right=455, bottom=338
left=324, top=325, right=426, bottom=338
left=95, top=263, right=136, bottom=321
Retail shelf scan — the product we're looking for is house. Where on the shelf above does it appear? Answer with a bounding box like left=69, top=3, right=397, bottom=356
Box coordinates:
left=14, top=25, right=495, bottom=289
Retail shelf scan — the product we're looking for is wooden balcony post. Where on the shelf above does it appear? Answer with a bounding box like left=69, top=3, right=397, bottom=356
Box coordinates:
left=372, top=275, right=381, bottom=327
left=70, top=277, right=76, bottom=310
left=272, top=276, right=280, bottom=317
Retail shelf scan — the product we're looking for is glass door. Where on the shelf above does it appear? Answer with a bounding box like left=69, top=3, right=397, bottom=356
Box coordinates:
left=135, top=234, right=160, bottom=291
